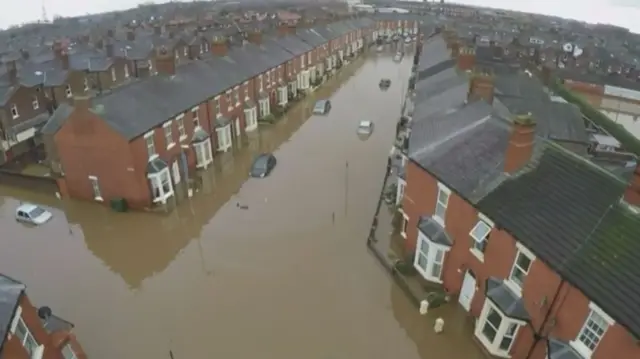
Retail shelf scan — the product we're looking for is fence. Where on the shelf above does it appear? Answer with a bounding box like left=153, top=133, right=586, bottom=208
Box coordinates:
left=0, top=169, right=59, bottom=194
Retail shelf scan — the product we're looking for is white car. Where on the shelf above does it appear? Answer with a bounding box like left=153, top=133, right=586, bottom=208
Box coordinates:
left=394, top=52, right=404, bottom=62
left=15, top=203, right=52, bottom=225
left=357, top=120, right=374, bottom=135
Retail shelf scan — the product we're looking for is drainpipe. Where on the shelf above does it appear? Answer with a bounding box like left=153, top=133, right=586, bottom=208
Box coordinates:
left=525, top=279, right=568, bottom=359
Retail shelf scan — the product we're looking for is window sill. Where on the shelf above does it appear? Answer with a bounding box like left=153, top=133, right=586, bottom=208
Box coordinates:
left=400, top=231, right=407, bottom=239
left=148, top=154, right=159, bottom=162
left=568, top=340, right=592, bottom=359
left=94, top=196, right=104, bottom=202
left=179, top=135, right=187, bottom=142
left=470, top=248, right=485, bottom=262
left=167, top=143, right=176, bottom=150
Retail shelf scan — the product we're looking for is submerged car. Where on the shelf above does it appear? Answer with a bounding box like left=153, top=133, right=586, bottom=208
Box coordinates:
left=357, top=120, right=374, bottom=136
left=250, top=153, right=277, bottom=178
left=393, top=52, right=404, bottom=62
left=379, top=79, right=391, bottom=89
left=313, top=100, right=332, bottom=115
left=15, top=203, right=52, bottom=225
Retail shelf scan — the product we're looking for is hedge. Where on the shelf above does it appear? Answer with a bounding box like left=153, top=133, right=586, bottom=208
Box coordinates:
left=550, top=78, right=640, bottom=155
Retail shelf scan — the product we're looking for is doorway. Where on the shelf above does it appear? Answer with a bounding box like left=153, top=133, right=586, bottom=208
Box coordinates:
left=459, top=270, right=476, bottom=312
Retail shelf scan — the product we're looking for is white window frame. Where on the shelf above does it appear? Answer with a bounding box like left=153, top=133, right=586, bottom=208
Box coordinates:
left=433, top=182, right=451, bottom=226
left=62, top=343, right=78, bottom=359
left=65, top=84, right=72, bottom=98
left=413, top=232, right=449, bottom=283
left=399, top=212, right=409, bottom=238
left=243, top=81, right=249, bottom=100
left=258, top=75, right=263, bottom=91
left=148, top=168, right=174, bottom=204
left=176, top=114, right=186, bottom=141
left=11, top=103, right=19, bottom=119
left=32, top=96, right=39, bottom=110
left=233, top=86, right=240, bottom=106
left=216, top=125, right=232, bottom=152
left=194, top=138, right=213, bottom=169
left=88, top=175, right=102, bottom=201
left=469, top=213, right=493, bottom=262
left=570, top=303, right=614, bottom=358
left=148, top=60, right=155, bottom=74
left=277, top=86, right=288, bottom=106
left=124, top=64, right=130, bottom=78
left=192, top=107, right=200, bottom=127
left=475, top=300, right=525, bottom=358
left=213, top=96, right=221, bottom=118
left=83, top=77, right=89, bottom=91
left=163, top=121, right=174, bottom=149
left=506, top=243, right=535, bottom=296
left=10, top=308, right=42, bottom=359
left=111, top=67, right=117, bottom=82
left=244, top=106, right=258, bottom=132
left=259, top=98, right=270, bottom=118
left=225, top=91, right=232, bottom=110
left=265, top=71, right=271, bottom=86
left=396, top=177, right=406, bottom=206
left=144, top=130, right=157, bottom=160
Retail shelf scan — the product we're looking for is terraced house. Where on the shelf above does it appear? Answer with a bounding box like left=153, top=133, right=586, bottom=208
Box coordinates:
left=397, top=34, right=640, bottom=359
left=0, top=274, right=86, bottom=359
left=38, top=18, right=401, bottom=209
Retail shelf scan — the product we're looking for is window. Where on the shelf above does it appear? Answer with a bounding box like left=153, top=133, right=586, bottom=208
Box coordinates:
left=271, top=69, right=276, bottom=84
left=258, top=75, right=263, bottom=91
left=245, top=107, right=257, bottom=131
left=213, top=96, right=220, bottom=116
left=216, top=125, right=232, bottom=151
left=83, top=77, right=89, bottom=91
left=572, top=304, right=613, bottom=357
left=183, top=47, right=188, bottom=57
left=194, top=139, right=213, bottom=168
left=266, top=71, right=271, bottom=85
left=434, top=183, right=450, bottom=225
left=89, top=176, right=102, bottom=200
left=225, top=91, right=231, bottom=105
left=308, top=52, right=312, bottom=65
left=192, top=108, right=199, bottom=127
left=400, top=213, right=409, bottom=238
left=111, top=67, right=117, bottom=81
left=176, top=114, right=186, bottom=140
left=288, top=61, right=292, bottom=76
left=62, top=344, right=78, bottom=359
left=163, top=121, right=174, bottom=148
left=14, top=316, right=39, bottom=357
left=259, top=98, right=269, bottom=118
left=301, top=54, right=306, bottom=68
left=124, top=64, right=129, bottom=78
left=145, top=131, right=156, bottom=158
left=11, top=104, right=19, bottom=119
left=65, top=84, right=72, bottom=98
left=233, top=87, right=239, bottom=105
left=243, top=81, right=249, bottom=99
left=470, top=215, right=493, bottom=260
left=475, top=301, right=523, bottom=357
left=277, top=86, right=287, bottom=106
left=148, top=60, right=155, bottom=74
left=413, top=233, right=448, bottom=282
left=508, top=245, right=534, bottom=294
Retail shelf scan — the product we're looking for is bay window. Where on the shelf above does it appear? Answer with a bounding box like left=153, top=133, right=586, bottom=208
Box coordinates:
left=259, top=98, right=270, bottom=118
left=194, top=140, right=213, bottom=169
left=244, top=106, right=258, bottom=131
left=278, top=86, right=288, bottom=106
left=413, top=231, right=449, bottom=283
left=475, top=300, right=525, bottom=358
left=216, top=125, right=232, bottom=152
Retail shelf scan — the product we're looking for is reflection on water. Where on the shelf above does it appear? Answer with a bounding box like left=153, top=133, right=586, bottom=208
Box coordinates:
left=0, top=49, right=483, bottom=359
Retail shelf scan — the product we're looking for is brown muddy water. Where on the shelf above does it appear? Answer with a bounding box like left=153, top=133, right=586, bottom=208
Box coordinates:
left=0, top=47, right=482, bottom=359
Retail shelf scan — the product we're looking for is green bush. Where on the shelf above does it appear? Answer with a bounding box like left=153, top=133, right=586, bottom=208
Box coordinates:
left=551, top=78, right=640, bottom=155
left=425, top=290, right=447, bottom=309
left=259, top=114, right=276, bottom=124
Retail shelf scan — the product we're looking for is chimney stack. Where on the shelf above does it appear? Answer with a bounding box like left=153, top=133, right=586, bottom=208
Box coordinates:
left=210, top=35, right=227, bottom=56
left=247, top=31, right=262, bottom=45
left=4, top=60, right=18, bottom=85
left=467, top=73, right=494, bottom=104
left=126, top=31, right=135, bottom=41
left=155, top=46, right=175, bottom=76
left=624, top=164, right=640, bottom=206
left=450, top=41, right=460, bottom=58
left=277, top=24, right=295, bottom=36
left=53, top=42, right=70, bottom=70
left=504, top=114, right=536, bottom=174
left=457, top=46, right=476, bottom=71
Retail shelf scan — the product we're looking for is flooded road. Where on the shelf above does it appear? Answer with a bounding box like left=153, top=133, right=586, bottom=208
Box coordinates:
left=0, top=49, right=473, bottom=359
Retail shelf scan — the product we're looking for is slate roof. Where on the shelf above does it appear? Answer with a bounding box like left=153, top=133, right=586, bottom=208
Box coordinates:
left=0, top=274, right=25, bottom=350
left=485, top=277, right=529, bottom=321
left=547, top=338, right=583, bottom=359
left=417, top=217, right=452, bottom=246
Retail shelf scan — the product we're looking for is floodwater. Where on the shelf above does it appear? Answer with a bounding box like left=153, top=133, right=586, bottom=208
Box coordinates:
left=0, top=47, right=482, bottom=359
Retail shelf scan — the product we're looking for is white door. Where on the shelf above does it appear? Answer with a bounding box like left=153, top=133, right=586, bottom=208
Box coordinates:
left=459, top=271, right=476, bottom=311
left=235, top=118, right=241, bottom=137
left=172, top=161, right=181, bottom=184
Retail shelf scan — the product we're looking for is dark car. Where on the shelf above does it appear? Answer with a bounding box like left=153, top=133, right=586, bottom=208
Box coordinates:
left=250, top=153, right=277, bottom=178
left=313, top=100, right=332, bottom=115
left=379, top=79, right=391, bottom=89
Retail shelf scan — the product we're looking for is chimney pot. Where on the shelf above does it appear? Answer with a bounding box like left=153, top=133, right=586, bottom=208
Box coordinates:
left=504, top=113, right=536, bottom=174
left=457, top=46, right=476, bottom=71
left=624, top=164, right=640, bottom=206
left=210, top=36, right=228, bottom=56
left=155, top=46, right=176, bottom=75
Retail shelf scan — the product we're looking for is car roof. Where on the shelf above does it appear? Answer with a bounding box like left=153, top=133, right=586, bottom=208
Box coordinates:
left=359, top=120, right=372, bottom=126
left=315, top=100, right=327, bottom=106
left=16, top=203, right=38, bottom=212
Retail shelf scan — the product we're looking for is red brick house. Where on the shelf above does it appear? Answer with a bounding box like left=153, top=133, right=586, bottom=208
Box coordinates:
left=0, top=274, right=86, bottom=359
left=399, top=35, right=640, bottom=359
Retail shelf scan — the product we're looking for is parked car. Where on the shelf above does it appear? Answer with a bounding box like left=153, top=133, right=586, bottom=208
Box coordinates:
left=357, top=120, right=374, bottom=135
left=313, top=100, right=332, bottom=115
left=379, top=79, right=391, bottom=89
left=250, top=153, right=277, bottom=178
left=15, top=204, right=52, bottom=225
left=394, top=52, right=404, bottom=62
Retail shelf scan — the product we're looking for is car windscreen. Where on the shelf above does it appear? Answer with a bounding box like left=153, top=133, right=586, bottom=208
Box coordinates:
left=28, top=207, right=45, bottom=218
left=253, top=157, right=268, bottom=170
left=314, top=102, right=325, bottom=111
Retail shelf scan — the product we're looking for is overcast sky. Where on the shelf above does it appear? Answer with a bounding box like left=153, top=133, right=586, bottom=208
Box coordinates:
left=1, top=0, right=638, bottom=32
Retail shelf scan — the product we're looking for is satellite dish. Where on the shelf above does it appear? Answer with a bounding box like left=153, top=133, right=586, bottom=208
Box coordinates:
left=573, top=46, right=583, bottom=57
left=563, top=43, right=573, bottom=52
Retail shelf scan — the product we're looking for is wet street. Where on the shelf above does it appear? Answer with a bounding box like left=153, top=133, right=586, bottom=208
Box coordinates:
left=0, top=49, right=480, bottom=359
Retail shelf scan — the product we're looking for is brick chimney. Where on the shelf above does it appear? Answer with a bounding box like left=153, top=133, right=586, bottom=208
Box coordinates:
left=624, top=164, right=640, bottom=206
left=210, top=35, right=227, bottom=56
left=247, top=31, right=262, bottom=45
left=504, top=114, right=536, bottom=174
left=450, top=41, right=460, bottom=58
left=467, top=73, right=494, bottom=104
left=155, top=46, right=175, bottom=76
left=457, top=46, right=476, bottom=71
left=277, top=24, right=295, bottom=36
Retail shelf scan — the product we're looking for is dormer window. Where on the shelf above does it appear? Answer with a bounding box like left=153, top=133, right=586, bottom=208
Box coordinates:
left=65, top=85, right=72, bottom=98
left=10, top=104, right=19, bottom=119
left=32, top=96, right=39, bottom=110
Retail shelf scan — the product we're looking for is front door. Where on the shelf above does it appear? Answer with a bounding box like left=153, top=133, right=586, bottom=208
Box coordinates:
left=459, top=270, right=476, bottom=312
left=172, top=161, right=181, bottom=184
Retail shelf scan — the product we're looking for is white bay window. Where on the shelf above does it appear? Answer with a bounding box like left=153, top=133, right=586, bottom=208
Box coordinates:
left=216, top=125, right=232, bottom=152
left=259, top=98, right=270, bottom=118
left=278, top=86, right=288, bottom=106
left=475, top=300, right=524, bottom=358
left=244, top=106, right=258, bottom=131
left=413, top=231, right=449, bottom=283
left=194, top=140, right=213, bottom=169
